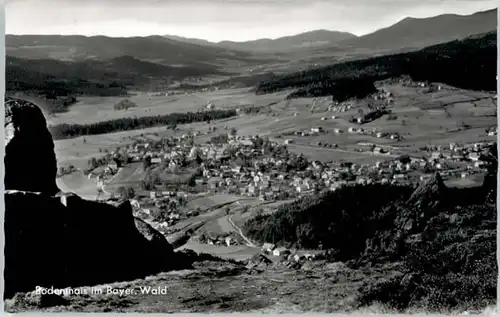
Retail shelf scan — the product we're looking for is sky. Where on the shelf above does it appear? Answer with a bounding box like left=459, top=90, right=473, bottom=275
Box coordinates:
left=5, top=0, right=497, bottom=42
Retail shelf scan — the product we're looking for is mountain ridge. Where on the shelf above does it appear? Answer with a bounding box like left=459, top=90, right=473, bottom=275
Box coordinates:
left=5, top=8, right=496, bottom=62
left=335, top=8, right=497, bottom=50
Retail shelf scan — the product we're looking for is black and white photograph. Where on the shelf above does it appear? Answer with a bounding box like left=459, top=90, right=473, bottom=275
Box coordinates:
left=3, top=0, right=498, bottom=313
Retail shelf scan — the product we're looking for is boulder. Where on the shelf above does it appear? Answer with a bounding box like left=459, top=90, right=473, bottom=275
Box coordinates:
left=407, top=172, right=446, bottom=211
left=4, top=98, right=59, bottom=195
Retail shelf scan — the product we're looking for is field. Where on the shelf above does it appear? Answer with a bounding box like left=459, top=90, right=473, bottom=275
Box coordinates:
left=176, top=242, right=261, bottom=261
left=185, top=194, right=249, bottom=212
left=46, top=88, right=290, bottom=125
left=105, top=163, right=146, bottom=193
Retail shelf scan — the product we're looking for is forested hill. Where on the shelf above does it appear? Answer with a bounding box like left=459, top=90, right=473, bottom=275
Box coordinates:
left=255, top=31, right=496, bottom=99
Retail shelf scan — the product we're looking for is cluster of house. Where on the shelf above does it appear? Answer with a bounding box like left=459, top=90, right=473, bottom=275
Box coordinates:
left=260, top=243, right=316, bottom=263
left=195, top=232, right=244, bottom=247
left=421, top=141, right=495, bottom=176
left=87, top=125, right=495, bottom=229
left=281, top=126, right=401, bottom=147
left=370, top=88, right=396, bottom=106
left=327, top=102, right=353, bottom=113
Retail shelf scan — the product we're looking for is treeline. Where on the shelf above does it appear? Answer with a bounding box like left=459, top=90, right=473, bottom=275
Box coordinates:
left=49, top=109, right=238, bottom=140
left=243, top=184, right=414, bottom=258
left=256, top=31, right=496, bottom=99
left=178, top=72, right=277, bottom=90
left=6, top=58, right=129, bottom=97
left=285, top=77, right=378, bottom=102
left=45, top=96, right=79, bottom=114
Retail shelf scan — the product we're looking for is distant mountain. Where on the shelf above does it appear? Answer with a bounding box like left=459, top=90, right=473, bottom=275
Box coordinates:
left=6, top=55, right=226, bottom=95
left=338, top=8, right=497, bottom=51
left=162, top=34, right=215, bottom=47
left=217, top=30, right=358, bottom=52
left=5, top=34, right=268, bottom=67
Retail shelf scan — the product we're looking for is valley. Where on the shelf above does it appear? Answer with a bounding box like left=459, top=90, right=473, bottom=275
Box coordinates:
left=4, top=6, right=498, bottom=314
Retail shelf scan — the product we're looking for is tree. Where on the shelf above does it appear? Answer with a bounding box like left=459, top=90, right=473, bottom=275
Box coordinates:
left=143, top=156, right=152, bottom=170
left=296, top=223, right=315, bottom=248
left=118, top=186, right=136, bottom=199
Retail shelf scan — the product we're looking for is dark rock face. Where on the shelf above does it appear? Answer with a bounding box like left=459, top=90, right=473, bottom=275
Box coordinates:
left=4, top=191, right=187, bottom=298
left=4, top=98, right=59, bottom=195
left=4, top=99, right=189, bottom=299
left=407, top=172, right=445, bottom=211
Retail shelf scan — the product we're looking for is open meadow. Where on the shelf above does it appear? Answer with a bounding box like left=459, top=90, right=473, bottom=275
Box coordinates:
left=53, top=81, right=496, bottom=175
left=46, top=88, right=290, bottom=125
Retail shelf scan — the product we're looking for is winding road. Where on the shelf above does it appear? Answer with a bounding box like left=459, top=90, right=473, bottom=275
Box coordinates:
left=228, top=214, right=257, bottom=247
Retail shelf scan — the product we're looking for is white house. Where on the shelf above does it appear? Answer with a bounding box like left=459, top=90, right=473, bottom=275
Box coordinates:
left=262, top=243, right=275, bottom=253
left=468, top=153, right=480, bottom=161
left=151, top=157, right=162, bottom=164
left=273, top=247, right=290, bottom=257
left=431, top=152, right=442, bottom=160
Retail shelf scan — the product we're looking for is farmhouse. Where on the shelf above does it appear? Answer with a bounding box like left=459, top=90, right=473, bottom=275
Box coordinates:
left=431, top=152, right=442, bottom=160
left=107, top=161, right=119, bottom=171
left=150, top=191, right=160, bottom=199
left=273, top=247, right=290, bottom=257
left=311, top=127, right=324, bottom=133
left=151, top=157, right=162, bottom=164
left=294, top=254, right=305, bottom=262
left=262, top=243, right=275, bottom=253
left=468, top=153, right=480, bottom=161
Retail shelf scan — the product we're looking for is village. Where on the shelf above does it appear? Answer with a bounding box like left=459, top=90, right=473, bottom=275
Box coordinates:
left=80, top=122, right=495, bottom=238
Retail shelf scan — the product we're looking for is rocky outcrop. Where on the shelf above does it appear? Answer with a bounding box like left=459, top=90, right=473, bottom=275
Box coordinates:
left=4, top=191, right=189, bottom=298
left=4, top=98, right=59, bottom=195
left=4, top=98, right=189, bottom=299
left=407, top=172, right=445, bottom=211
